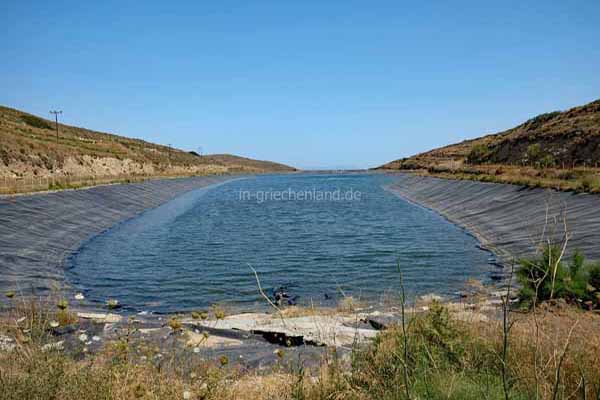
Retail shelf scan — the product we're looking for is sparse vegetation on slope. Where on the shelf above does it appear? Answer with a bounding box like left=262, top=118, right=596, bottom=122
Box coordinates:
left=379, top=99, right=600, bottom=192
left=0, top=105, right=295, bottom=191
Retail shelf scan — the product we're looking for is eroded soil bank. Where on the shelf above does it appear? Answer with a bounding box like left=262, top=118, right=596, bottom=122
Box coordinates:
left=0, top=176, right=236, bottom=292
left=387, top=173, right=600, bottom=263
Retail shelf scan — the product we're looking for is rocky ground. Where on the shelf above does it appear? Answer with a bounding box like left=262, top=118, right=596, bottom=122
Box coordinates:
left=0, top=280, right=511, bottom=373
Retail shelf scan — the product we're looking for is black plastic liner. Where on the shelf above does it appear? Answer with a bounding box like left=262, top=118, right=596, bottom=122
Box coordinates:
left=0, top=176, right=234, bottom=293
left=387, top=174, right=600, bottom=263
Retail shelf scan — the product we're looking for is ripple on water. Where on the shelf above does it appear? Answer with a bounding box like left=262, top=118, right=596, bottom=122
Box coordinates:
left=67, top=174, right=495, bottom=313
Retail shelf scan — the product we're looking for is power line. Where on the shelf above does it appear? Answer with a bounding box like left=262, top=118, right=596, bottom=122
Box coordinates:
left=49, top=110, right=62, bottom=143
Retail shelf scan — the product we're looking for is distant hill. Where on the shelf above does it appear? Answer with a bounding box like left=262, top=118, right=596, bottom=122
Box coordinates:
left=0, top=105, right=295, bottom=181
left=379, top=99, right=600, bottom=171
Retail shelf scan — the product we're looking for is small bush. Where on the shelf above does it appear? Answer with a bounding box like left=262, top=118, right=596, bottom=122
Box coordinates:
left=427, top=165, right=452, bottom=174
left=348, top=301, right=512, bottom=399
left=538, top=154, right=555, bottom=169
left=466, top=143, right=490, bottom=164
left=526, top=143, right=542, bottom=164
left=524, top=111, right=560, bottom=130
left=518, top=246, right=600, bottom=308
left=20, top=114, right=53, bottom=130
left=578, top=175, right=599, bottom=192
left=399, top=161, right=421, bottom=170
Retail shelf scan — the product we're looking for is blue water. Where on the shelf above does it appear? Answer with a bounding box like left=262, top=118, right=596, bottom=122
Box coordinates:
left=67, top=174, right=494, bottom=313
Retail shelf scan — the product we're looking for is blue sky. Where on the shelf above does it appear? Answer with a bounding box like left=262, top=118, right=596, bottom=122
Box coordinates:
left=2, top=1, right=599, bottom=169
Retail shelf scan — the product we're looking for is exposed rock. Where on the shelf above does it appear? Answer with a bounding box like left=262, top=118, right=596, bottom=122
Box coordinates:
left=490, top=290, right=518, bottom=299
left=189, top=313, right=377, bottom=347
left=365, top=318, right=388, bottom=330
left=418, top=293, right=443, bottom=304
left=138, top=328, right=161, bottom=335
left=77, top=312, right=122, bottom=323
left=41, top=341, right=64, bottom=352
left=185, top=330, right=243, bottom=348
left=0, top=335, right=15, bottom=352
left=51, top=324, right=78, bottom=336
left=356, top=311, right=398, bottom=330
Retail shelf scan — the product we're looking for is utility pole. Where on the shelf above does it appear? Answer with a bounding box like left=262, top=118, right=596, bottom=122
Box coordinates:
left=167, top=144, right=172, bottom=167
left=49, top=110, right=62, bottom=143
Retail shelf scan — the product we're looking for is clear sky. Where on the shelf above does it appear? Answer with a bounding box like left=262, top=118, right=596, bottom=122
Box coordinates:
left=2, top=1, right=599, bottom=169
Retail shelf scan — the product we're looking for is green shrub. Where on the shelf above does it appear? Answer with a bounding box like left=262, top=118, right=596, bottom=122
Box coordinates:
left=524, top=111, right=560, bottom=129
left=518, top=246, right=600, bottom=308
left=466, top=144, right=489, bottom=164
left=526, top=144, right=542, bottom=164
left=578, top=176, right=599, bottom=192
left=538, top=154, right=555, bottom=169
left=588, top=263, right=600, bottom=291
left=20, top=114, right=53, bottom=130
left=348, top=301, right=518, bottom=399
left=399, top=161, right=421, bottom=170
left=427, top=165, right=453, bottom=174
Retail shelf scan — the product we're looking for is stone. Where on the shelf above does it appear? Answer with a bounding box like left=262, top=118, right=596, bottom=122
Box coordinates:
left=357, top=312, right=397, bottom=331
left=77, top=312, right=122, bottom=323
left=418, top=293, right=443, bottom=303
left=490, top=290, right=517, bottom=299
left=41, top=341, right=64, bottom=352
left=191, top=313, right=378, bottom=347
left=0, top=335, right=15, bottom=352
left=51, top=324, right=78, bottom=336
left=185, top=330, right=242, bottom=348
left=138, top=328, right=161, bottom=335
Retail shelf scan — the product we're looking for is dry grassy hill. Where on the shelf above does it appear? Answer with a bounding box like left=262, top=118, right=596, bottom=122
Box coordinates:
left=379, top=99, right=600, bottom=192
left=0, top=105, right=295, bottom=187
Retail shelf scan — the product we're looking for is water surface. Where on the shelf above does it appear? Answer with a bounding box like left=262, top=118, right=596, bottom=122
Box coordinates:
left=68, top=174, right=495, bottom=313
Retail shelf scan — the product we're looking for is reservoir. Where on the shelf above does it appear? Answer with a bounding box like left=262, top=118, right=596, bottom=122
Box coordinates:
left=67, top=174, right=495, bottom=313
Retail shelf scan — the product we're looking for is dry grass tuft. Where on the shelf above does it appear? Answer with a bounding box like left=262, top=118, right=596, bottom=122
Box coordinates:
left=2, top=293, right=600, bottom=399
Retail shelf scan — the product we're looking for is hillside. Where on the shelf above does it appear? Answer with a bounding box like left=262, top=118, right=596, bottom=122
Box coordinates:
left=0, top=105, right=295, bottom=188
left=379, top=99, right=600, bottom=192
